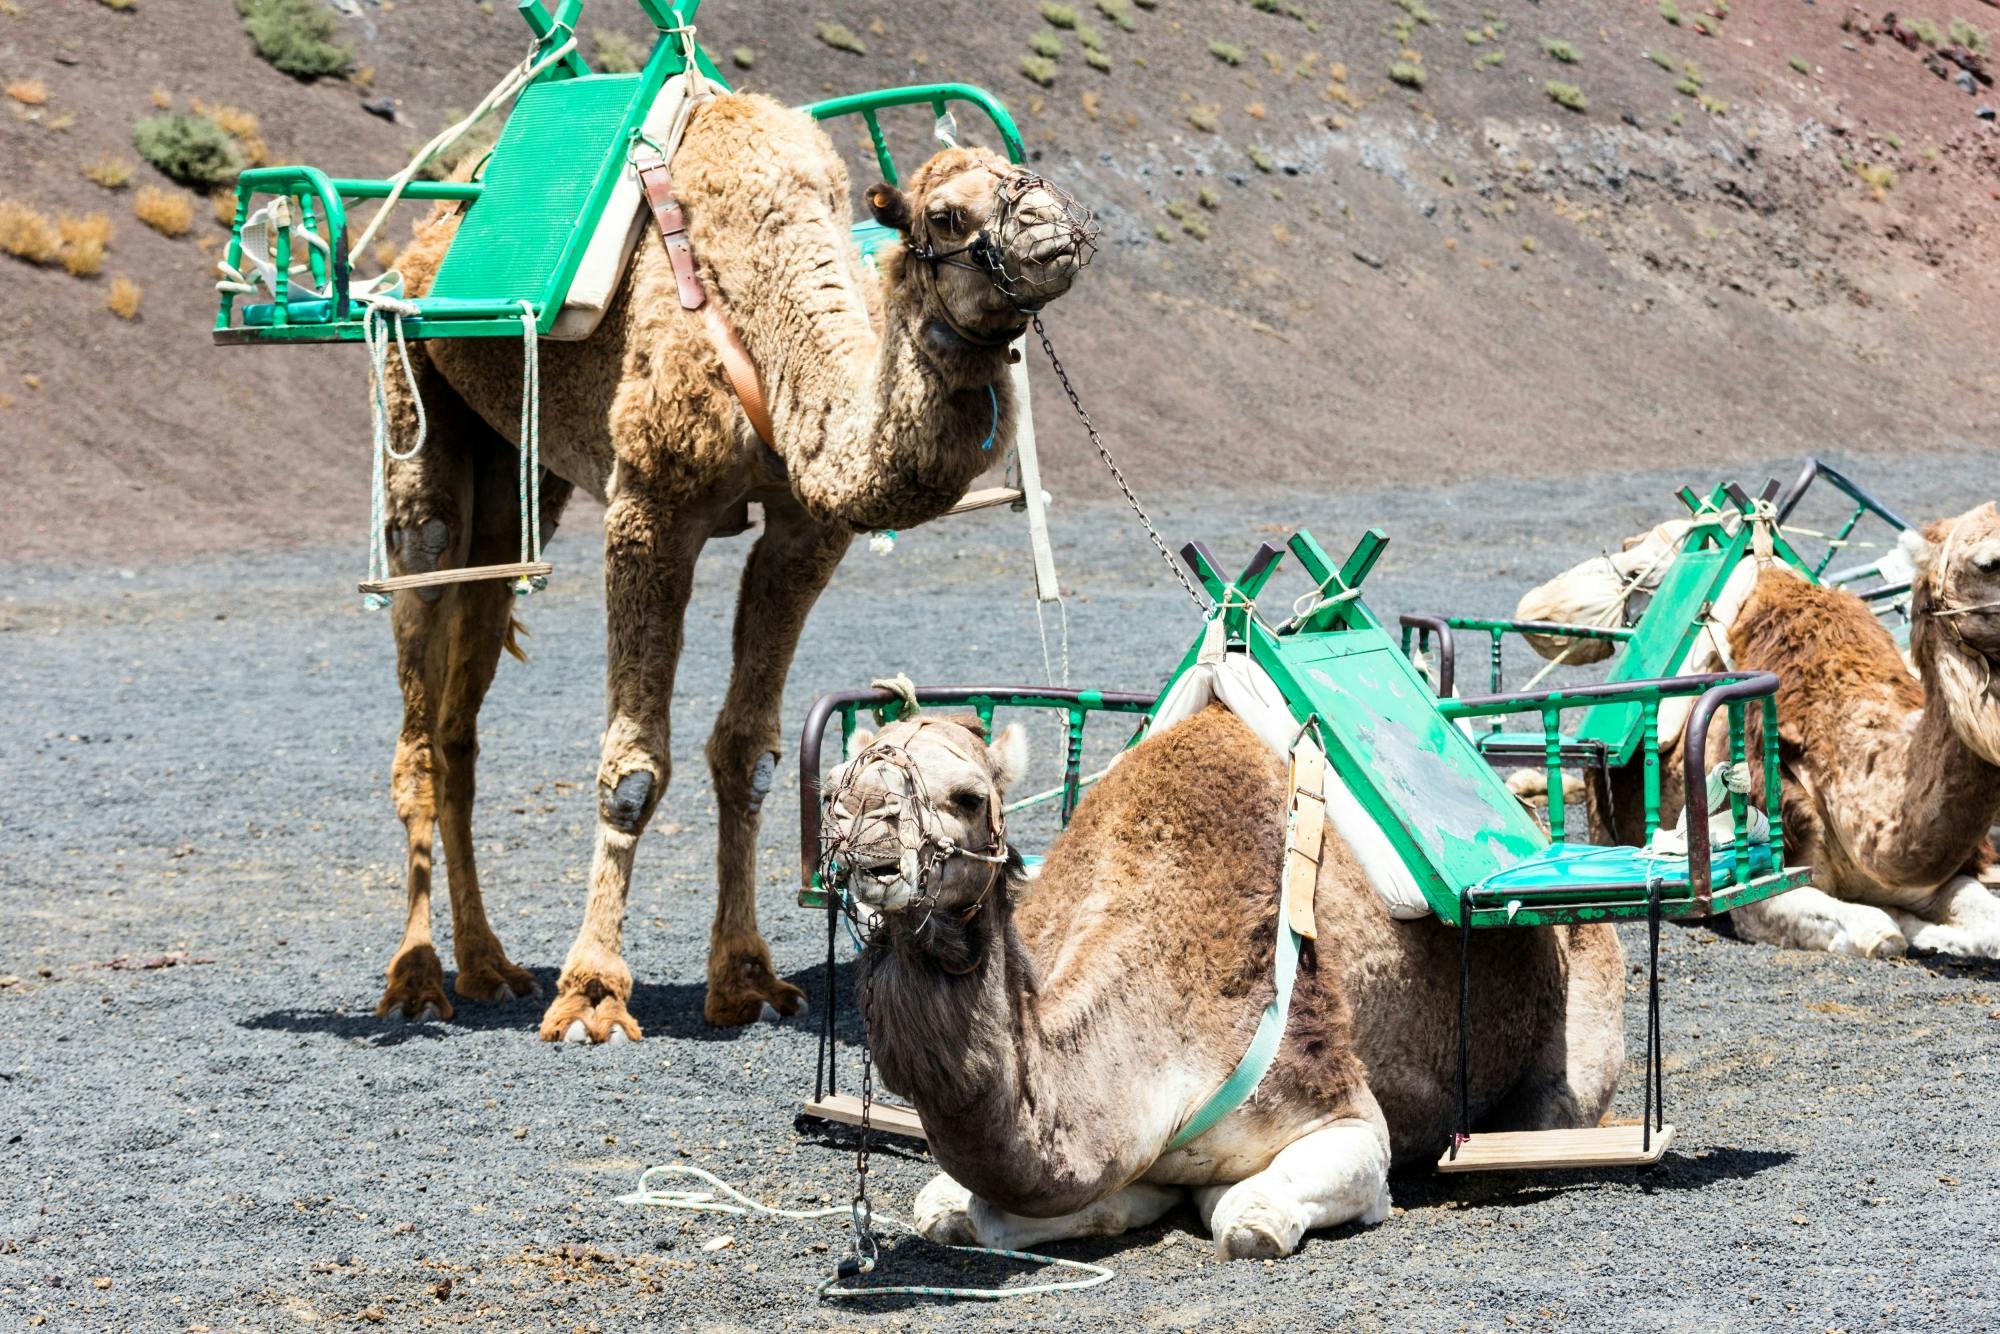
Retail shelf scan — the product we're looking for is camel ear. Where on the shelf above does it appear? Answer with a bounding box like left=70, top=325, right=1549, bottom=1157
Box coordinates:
left=867, top=183, right=911, bottom=233
left=988, top=723, right=1029, bottom=796
left=844, top=728, right=876, bottom=761
left=1900, top=526, right=1936, bottom=574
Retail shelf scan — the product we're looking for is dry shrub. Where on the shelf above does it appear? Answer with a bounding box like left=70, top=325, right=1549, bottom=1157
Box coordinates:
left=58, top=213, right=113, bottom=276
left=0, top=200, right=62, bottom=263
left=211, top=190, right=237, bottom=227
left=134, top=185, right=194, bottom=237
left=107, top=275, right=142, bottom=320
left=190, top=98, right=267, bottom=165
left=150, top=86, right=172, bottom=109
left=5, top=79, right=47, bottom=105
left=82, top=157, right=135, bottom=190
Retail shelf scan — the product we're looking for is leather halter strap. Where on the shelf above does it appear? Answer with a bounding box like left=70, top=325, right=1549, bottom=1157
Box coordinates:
left=633, top=148, right=776, bottom=448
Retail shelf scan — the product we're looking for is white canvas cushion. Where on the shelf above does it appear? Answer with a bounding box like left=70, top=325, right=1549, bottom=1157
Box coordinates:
left=545, top=75, right=705, bottom=341
left=1136, top=650, right=1434, bottom=920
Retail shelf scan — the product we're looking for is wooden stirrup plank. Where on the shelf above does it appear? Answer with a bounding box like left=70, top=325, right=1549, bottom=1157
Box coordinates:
left=801, top=1094, right=927, bottom=1141
left=946, top=486, right=1026, bottom=517
left=1283, top=739, right=1326, bottom=940
left=357, top=561, right=553, bottom=596
left=1436, top=1123, right=1673, bottom=1173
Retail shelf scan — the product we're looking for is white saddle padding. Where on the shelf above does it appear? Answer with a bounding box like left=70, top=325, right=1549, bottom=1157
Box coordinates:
left=1134, top=650, right=1434, bottom=920
left=545, top=74, right=710, bottom=341
left=1656, top=557, right=1797, bottom=747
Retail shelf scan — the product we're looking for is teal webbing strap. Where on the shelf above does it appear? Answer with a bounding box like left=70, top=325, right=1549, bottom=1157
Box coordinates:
left=1164, top=916, right=1303, bottom=1151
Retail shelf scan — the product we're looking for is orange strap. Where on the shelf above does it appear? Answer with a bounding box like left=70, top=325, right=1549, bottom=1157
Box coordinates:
left=634, top=150, right=776, bottom=447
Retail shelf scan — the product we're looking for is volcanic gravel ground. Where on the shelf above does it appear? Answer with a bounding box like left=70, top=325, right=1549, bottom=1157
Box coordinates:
left=4, top=453, right=1999, bottom=1331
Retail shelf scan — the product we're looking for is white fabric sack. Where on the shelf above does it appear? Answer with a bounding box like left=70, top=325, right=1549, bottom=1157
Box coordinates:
left=1513, top=519, right=1691, bottom=664
left=1136, top=650, right=1434, bottom=920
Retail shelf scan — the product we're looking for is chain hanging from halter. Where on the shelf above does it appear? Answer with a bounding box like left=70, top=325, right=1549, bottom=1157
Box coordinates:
left=1032, top=314, right=1207, bottom=610
left=841, top=1042, right=879, bottom=1279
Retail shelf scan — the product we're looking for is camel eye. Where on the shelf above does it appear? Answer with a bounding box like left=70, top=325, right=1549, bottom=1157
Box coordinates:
left=929, top=205, right=965, bottom=234
left=949, top=790, right=984, bottom=816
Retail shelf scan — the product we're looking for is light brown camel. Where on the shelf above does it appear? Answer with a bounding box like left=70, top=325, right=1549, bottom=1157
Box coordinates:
left=824, top=706, right=1627, bottom=1258
left=1696, top=508, right=2000, bottom=957
left=368, top=92, right=1091, bottom=1040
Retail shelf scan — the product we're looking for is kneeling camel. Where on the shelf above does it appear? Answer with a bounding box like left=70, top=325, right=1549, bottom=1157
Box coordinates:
left=825, top=705, right=1627, bottom=1258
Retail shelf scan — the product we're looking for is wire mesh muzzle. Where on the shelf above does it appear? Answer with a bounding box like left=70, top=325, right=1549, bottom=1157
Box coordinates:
left=980, top=171, right=1098, bottom=310
left=818, top=745, right=948, bottom=924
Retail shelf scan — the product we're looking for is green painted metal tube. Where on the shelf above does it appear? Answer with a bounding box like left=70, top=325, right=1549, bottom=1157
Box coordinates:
left=516, top=0, right=593, bottom=80
left=804, top=83, right=1027, bottom=166
left=327, top=179, right=483, bottom=201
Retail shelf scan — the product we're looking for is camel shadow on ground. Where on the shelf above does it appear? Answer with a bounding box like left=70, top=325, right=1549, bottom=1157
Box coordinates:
left=239, top=960, right=843, bottom=1047
left=1900, top=952, right=2000, bottom=982
left=1389, top=1144, right=1794, bottom=1214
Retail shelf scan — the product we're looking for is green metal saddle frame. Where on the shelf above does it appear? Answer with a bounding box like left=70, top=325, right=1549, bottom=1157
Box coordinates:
left=1167, top=530, right=1805, bottom=929
left=212, top=0, right=1026, bottom=346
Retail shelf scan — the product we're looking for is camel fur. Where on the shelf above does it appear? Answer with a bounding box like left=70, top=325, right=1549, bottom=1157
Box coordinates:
left=368, top=92, right=1089, bottom=1038
left=827, top=706, right=1626, bottom=1259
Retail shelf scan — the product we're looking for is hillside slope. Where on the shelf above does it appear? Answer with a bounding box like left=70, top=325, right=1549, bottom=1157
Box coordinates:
left=1, top=0, right=1995, bottom=561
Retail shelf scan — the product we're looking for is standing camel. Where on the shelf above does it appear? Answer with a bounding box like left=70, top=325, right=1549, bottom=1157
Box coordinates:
left=823, top=706, right=1626, bottom=1258
left=370, top=92, right=1092, bottom=1039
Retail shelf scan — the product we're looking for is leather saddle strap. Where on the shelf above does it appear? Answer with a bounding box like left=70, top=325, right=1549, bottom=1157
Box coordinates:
left=634, top=149, right=776, bottom=447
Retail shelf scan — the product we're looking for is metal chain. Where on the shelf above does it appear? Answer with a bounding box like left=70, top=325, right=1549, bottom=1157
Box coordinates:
left=845, top=1042, right=878, bottom=1276
left=1032, top=314, right=1207, bottom=610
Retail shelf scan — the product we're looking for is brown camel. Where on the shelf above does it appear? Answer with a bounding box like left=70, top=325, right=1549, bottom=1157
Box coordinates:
left=368, top=92, right=1090, bottom=1039
left=1699, top=507, right=2000, bottom=957
left=825, top=704, right=1627, bottom=1258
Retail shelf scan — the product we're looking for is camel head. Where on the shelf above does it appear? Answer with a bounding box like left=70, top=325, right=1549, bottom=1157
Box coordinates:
left=866, top=146, right=1094, bottom=351
left=1906, top=503, right=2000, bottom=765
left=820, top=714, right=1028, bottom=916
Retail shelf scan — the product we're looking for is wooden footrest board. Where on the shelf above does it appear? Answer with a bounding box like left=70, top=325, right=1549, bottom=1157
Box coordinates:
left=802, top=1094, right=926, bottom=1141
left=1437, top=1123, right=1672, bottom=1173
left=946, top=486, right=1025, bottom=516
left=357, top=561, right=552, bottom=596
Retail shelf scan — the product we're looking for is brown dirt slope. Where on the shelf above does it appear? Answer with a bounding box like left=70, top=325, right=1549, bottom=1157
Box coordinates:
left=0, top=0, right=1995, bottom=562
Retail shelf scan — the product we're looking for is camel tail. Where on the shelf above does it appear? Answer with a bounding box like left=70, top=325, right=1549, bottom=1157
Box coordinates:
left=503, top=616, right=530, bottom=663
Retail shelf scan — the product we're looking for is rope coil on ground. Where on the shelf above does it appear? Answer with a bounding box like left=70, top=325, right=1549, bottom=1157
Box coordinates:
left=618, top=1164, right=1114, bottom=1302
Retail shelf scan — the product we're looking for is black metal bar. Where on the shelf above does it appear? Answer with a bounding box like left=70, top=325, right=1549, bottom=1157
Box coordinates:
left=1773, top=457, right=1914, bottom=531
left=1454, top=904, right=1471, bottom=1159
left=1644, top=880, right=1662, bottom=1151
left=1397, top=614, right=1456, bottom=696
left=1447, top=670, right=1775, bottom=717
left=1681, top=673, right=1783, bottom=914
left=819, top=889, right=837, bottom=1101
left=1235, top=541, right=1285, bottom=595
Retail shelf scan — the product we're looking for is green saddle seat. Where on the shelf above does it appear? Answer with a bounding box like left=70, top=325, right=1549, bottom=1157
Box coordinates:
left=426, top=74, right=648, bottom=309
left=1468, top=840, right=1782, bottom=912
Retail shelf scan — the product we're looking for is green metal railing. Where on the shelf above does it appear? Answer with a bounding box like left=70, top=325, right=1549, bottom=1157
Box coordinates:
left=804, top=83, right=1027, bottom=179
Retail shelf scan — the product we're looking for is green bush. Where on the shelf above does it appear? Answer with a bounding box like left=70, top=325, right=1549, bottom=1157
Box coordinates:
left=1950, top=18, right=1990, bottom=54
left=1658, top=1, right=1682, bottom=25
left=1545, top=80, right=1587, bottom=111
left=1209, top=41, right=1244, bottom=65
left=1646, top=50, right=1674, bottom=70
left=1788, top=55, right=1810, bottom=74
left=1095, top=0, right=1135, bottom=30
left=1076, top=24, right=1104, bottom=50
left=132, top=110, right=241, bottom=188
left=1031, top=32, right=1064, bottom=59
left=235, top=0, right=352, bottom=78
left=1247, top=145, right=1274, bottom=172
left=1084, top=49, right=1111, bottom=71
left=731, top=46, right=755, bottom=70
left=1389, top=61, right=1426, bottom=87
left=1041, top=3, right=1078, bottom=28
left=592, top=30, right=639, bottom=74
left=815, top=21, right=865, bottom=55
left=1541, top=38, right=1579, bottom=63
left=1020, top=55, right=1057, bottom=86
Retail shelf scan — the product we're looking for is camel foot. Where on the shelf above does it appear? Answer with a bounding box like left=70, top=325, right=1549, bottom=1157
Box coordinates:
left=1208, top=1190, right=1307, bottom=1261
left=454, top=947, right=540, bottom=1004
left=378, top=945, right=455, bottom=1023
left=705, top=939, right=805, bottom=1027
left=539, top=987, right=642, bottom=1045
left=913, top=1175, right=978, bottom=1246
left=1830, top=920, right=1908, bottom=959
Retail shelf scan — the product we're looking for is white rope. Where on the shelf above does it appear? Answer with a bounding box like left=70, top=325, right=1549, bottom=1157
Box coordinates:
left=346, top=32, right=579, bottom=264
left=361, top=295, right=427, bottom=607
left=619, top=1164, right=1114, bottom=1302
left=513, top=300, right=546, bottom=596
left=1515, top=531, right=1685, bottom=693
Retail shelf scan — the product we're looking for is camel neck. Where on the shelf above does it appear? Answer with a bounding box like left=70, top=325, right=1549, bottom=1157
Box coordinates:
left=856, top=885, right=1164, bottom=1216
left=763, top=275, right=1014, bottom=533
left=1890, top=646, right=2000, bottom=882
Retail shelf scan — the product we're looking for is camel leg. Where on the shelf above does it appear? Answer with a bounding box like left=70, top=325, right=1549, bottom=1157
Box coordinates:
left=702, top=499, right=852, bottom=1026
left=1192, top=1114, right=1393, bottom=1260
left=1482, top=923, right=1625, bottom=1131
left=1891, top=875, right=2000, bottom=959
left=378, top=365, right=572, bottom=1020
left=911, top=1173, right=1181, bottom=1249
left=540, top=487, right=707, bottom=1044
left=1729, top=886, right=1908, bottom=958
